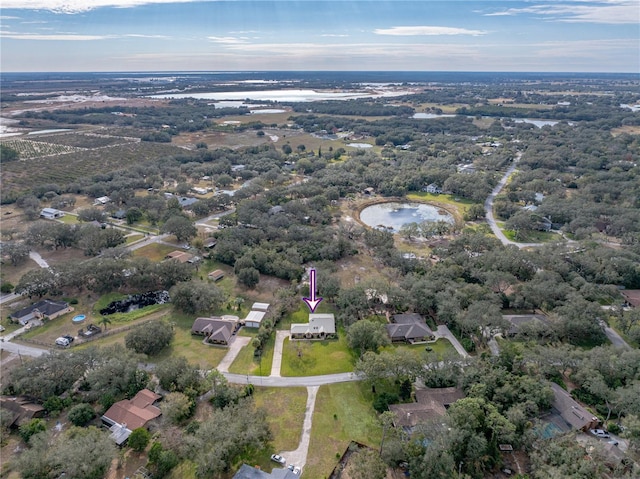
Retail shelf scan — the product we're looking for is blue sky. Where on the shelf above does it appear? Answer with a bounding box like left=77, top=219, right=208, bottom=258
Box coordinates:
left=1, top=1, right=638, bottom=72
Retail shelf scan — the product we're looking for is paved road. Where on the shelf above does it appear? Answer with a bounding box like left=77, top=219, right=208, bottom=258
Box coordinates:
left=279, top=386, right=319, bottom=473
left=0, top=293, right=21, bottom=305
left=0, top=340, right=49, bottom=357
left=217, top=336, right=251, bottom=373
left=29, top=251, right=50, bottom=268
left=600, top=321, right=632, bottom=350
left=434, top=325, right=470, bottom=358
left=271, top=330, right=289, bottom=377
left=484, top=154, right=543, bottom=249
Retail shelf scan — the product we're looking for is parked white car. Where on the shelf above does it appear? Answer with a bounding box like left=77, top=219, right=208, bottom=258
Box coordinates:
left=589, top=429, right=610, bottom=439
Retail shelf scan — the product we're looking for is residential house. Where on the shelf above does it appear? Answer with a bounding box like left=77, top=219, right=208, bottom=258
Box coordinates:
left=191, top=316, right=239, bottom=345
left=111, top=209, right=127, bottom=220
left=101, top=389, right=161, bottom=445
left=503, top=314, right=549, bottom=337
left=192, top=187, right=209, bottom=195
left=269, top=205, right=284, bottom=215
left=208, top=269, right=225, bottom=282
left=363, top=187, right=375, bottom=196
left=389, top=387, right=465, bottom=434
left=550, top=383, right=599, bottom=431
left=233, top=464, right=298, bottom=479
left=10, top=299, right=72, bottom=326
left=621, top=290, right=640, bottom=308
left=291, top=313, right=336, bottom=340
left=40, top=208, right=65, bottom=220
left=386, top=313, right=434, bottom=343
left=424, top=183, right=442, bottom=194
left=93, top=196, right=111, bottom=205
left=177, top=196, right=199, bottom=208
left=0, top=396, right=45, bottom=427
left=165, top=250, right=195, bottom=264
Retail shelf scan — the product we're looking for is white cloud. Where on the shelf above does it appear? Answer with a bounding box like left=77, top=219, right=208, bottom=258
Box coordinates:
left=484, top=1, right=639, bottom=24
left=1, top=32, right=110, bottom=40
left=1, top=0, right=206, bottom=14
left=0, top=15, right=21, bottom=19
left=1, top=31, right=170, bottom=40
left=374, top=26, right=488, bottom=36
left=320, top=34, right=349, bottom=38
left=208, top=36, right=248, bottom=44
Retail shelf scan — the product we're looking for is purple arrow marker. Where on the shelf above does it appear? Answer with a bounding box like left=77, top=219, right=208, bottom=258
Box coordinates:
left=302, top=268, right=323, bottom=313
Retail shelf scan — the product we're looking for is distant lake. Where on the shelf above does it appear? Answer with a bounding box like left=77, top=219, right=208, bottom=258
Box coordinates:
left=513, top=119, right=559, bottom=128
left=359, top=202, right=454, bottom=233
left=413, top=113, right=456, bottom=119
left=150, top=88, right=414, bottom=102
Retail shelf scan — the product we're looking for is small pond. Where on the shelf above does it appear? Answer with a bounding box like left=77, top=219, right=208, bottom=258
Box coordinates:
left=100, top=290, right=170, bottom=315
left=359, top=202, right=454, bottom=233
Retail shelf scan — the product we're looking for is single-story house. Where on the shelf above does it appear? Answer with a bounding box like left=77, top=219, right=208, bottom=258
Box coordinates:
left=621, top=290, right=640, bottom=308
left=192, top=187, right=209, bottom=195
left=233, top=464, right=298, bottom=479
left=291, top=313, right=336, bottom=340
left=204, top=238, right=217, bottom=249
left=10, top=299, right=72, bottom=326
left=165, top=251, right=195, bottom=264
left=101, top=389, right=161, bottom=445
left=191, top=316, right=239, bottom=345
left=93, top=196, right=111, bottom=205
left=244, top=310, right=266, bottom=329
left=269, top=205, right=284, bottom=215
left=178, top=196, right=199, bottom=208
left=550, top=383, right=599, bottom=431
left=208, top=269, right=225, bottom=282
left=40, top=208, right=65, bottom=220
left=111, top=209, right=127, bottom=220
left=389, top=387, right=465, bottom=434
left=386, top=313, right=434, bottom=343
left=0, top=396, right=45, bottom=427
left=503, top=314, right=549, bottom=337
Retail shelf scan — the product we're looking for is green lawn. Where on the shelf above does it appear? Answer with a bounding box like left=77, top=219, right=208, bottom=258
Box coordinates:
left=125, top=233, right=144, bottom=244
left=58, top=214, right=79, bottom=224
left=304, top=382, right=382, bottom=478
left=132, top=243, right=177, bottom=262
left=406, top=191, right=477, bottom=218
left=503, top=229, right=561, bottom=243
left=391, top=338, right=457, bottom=360
left=153, top=310, right=228, bottom=369
left=253, top=386, right=308, bottom=451
left=229, top=329, right=274, bottom=376
left=280, top=330, right=355, bottom=377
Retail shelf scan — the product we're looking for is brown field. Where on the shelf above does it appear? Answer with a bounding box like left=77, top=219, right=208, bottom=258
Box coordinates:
left=611, top=125, right=640, bottom=136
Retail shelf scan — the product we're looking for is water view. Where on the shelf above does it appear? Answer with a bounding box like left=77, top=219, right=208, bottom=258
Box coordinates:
left=150, top=88, right=415, bottom=102
left=359, top=202, right=454, bottom=233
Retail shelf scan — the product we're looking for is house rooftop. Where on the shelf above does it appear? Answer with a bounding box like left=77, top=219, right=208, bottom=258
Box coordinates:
left=102, top=388, right=161, bottom=432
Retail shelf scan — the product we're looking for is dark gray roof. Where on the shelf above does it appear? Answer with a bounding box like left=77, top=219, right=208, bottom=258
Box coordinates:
left=11, top=299, right=69, bottom=320
left=387, top=313, right=433, bottom=341
left=233, top=464, right=298, bottom=479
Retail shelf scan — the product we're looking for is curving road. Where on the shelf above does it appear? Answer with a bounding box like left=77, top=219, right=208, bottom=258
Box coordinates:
left=484, top=153, right=544, bottom=249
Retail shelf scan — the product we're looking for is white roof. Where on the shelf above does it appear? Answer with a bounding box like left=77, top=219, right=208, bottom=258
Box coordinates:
left=252, top=302, right=270, bottom=311
left=245, top=311, right=266, bottom=324
left=291, top=313, right=336, bottom=335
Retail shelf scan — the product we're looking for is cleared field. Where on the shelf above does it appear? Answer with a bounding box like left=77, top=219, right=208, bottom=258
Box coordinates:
left=29, top=132, right=136, bottom=148
left=304, top=382, right=382, bottom=478
left=280, top=333, right=354, bottom=377
left=0, top=138, right=84, bottom=159
left=1, top=141, right=190, bottom=195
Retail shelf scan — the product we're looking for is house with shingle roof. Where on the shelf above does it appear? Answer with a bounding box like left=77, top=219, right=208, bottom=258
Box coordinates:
left=389, top=387, right=465, bottom=434
left=101, top=389, right=161, bottom=445
left=550, top=383, right=599, bottom=431
left=10, top=299, right=72, bottom=326
left=191, top=316, right=239, bottom=345
left=291, top=313, right=336, bottom=340
left=386, top=313, right=434, bottom=343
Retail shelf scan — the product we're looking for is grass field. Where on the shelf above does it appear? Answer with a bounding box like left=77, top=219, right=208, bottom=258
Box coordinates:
left=406, top=191, right=477, bottom=220
left=280, top=332, right=355, bottom=377
left=253, top=386, right=308, bottom=451
left=132, top=243, right=178, bottom=262
left=391, top=338, right=456, bottom=360
left=303, top=382, right=382, bottom=478
left=503, top=228, right=561, bottom=243
left=229, top=328, right=274, bottom=376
